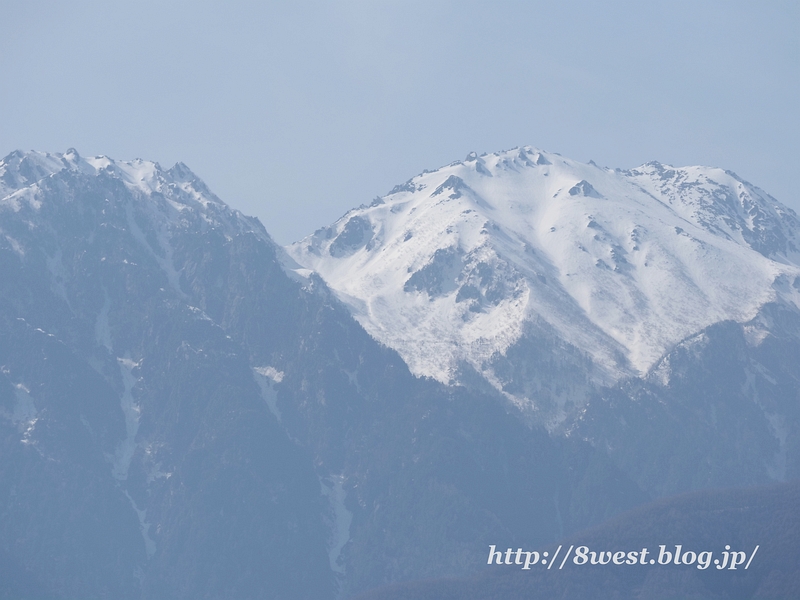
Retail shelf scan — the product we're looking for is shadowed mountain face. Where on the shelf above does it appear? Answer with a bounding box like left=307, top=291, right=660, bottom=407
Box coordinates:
left=0, top=150, right=650, bottom=599
left=353, top=480, right=800, bottom=600
left=572, top=304, right=800, bottom=497
left=0, top=151, right=333, bottom=599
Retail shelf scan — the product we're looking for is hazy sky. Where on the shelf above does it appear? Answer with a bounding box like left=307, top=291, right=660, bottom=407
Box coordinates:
left=2, top=1, right=798, bottom=244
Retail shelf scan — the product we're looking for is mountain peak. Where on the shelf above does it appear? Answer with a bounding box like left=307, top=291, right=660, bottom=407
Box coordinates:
left=0, top=149, right=233, bottom=216
left=167, top=161, right=196, bottom=182
left=288, top=145, right=800, bottom=421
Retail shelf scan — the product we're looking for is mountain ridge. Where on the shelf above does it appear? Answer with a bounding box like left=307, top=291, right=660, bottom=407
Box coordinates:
left=287, top=146, right=800, bottom=425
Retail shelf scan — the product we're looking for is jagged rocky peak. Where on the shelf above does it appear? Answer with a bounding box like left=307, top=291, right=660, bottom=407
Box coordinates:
left=0, top=149, right=249, bottom=236
left=626, top=161, right=800, bottom=263
left=568, top=180, right=602, bottom=198
left=0, top=149, right=66, bottom=195
left=2, top=149, right=219, bottom=208
left=288, top=145, right=800, bottom=423
left=0, top=149, right=280, bottom=331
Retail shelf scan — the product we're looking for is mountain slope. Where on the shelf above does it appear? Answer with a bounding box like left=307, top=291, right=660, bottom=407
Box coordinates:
left=0, top=149, right=648, bottom=599
left=0, top=149, right=335, bottom=599
left=288, top=147, right=800, bottom=425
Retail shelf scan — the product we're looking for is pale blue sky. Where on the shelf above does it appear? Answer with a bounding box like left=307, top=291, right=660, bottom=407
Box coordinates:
left=2, top=1, right=798, bottom=244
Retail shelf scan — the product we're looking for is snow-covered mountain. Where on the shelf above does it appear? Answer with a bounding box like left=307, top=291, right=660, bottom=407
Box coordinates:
left=4, top=147, right=800, bottom=598
left=288, top=147, right=800, bottom=423
left=2, top=148, right=649, bottom=599
left=0, top=147, right=254, bottom=234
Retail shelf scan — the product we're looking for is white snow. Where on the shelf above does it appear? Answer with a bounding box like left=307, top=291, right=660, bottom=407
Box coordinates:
left=0, top=151, right=271, bottom=296
left=289, top=147, right=800, bottom=410
left=765, top=412, right=788, bottom=481
left=254, top=365, right=284, bottom=383
left=123, top=199, right=185, bottom=298
left=0, top=186, right=42, bottom=212
left=111, top=357, right=142, bottom=481
left=124, top=490, right=157, bottom=559
left=253, top=366, right=284, bottom=422
left=0, top=150, right=64, bottom=200
left=320, top=474, right=352, bottom=581
left=0, top=379, right=41, bottom=448
left=1, top=149, right=225, bottom=219
left=12, top=383, right=39, bottom=446
left=95, top=290, right=113, bottom=351
left=1, top=231, right=24, bottom=256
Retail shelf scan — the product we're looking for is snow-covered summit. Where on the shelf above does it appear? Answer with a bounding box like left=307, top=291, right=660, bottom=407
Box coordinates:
left=0, top=150, right=277, bottom=308
left=288, top=146, right=800, bottom=414
left=0, top=149, right=263, bottom=240
left=625, top=161, right=800, bottom=264
left=0, top=149, right=231, bottom=213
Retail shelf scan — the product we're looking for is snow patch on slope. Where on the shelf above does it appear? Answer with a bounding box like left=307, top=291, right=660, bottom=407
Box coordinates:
left=320, top=474, right=352, bottom=583
left=95, top=290, right=113, bottom=351
left=111, top=357, right=141, bottom=481
left=124, top=490, right=157, bottom=560
left=10, top=383, right=40, bottom=446
left=253, top=366, right=284, bottom=422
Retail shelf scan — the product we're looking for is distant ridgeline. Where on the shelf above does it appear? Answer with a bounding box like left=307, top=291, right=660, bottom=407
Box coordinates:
left=1, top=148, right=798, bottom=599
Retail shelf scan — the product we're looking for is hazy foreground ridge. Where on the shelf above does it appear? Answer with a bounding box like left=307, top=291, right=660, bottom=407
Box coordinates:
left=1, top=148, right=799, bottom=599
